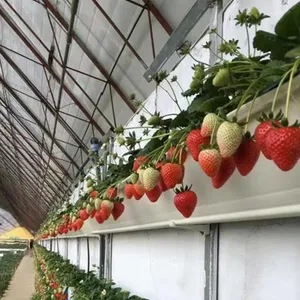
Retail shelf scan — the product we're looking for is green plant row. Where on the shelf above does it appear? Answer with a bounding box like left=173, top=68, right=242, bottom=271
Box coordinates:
left=33, top=245, right=147, bottom=300
left=0, top=243, right=28, bottom=249
left=0, top=252, right=24, bottom=297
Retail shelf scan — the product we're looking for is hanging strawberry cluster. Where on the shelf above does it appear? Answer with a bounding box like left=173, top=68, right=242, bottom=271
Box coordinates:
left=37, top=3, right=300, bottom=239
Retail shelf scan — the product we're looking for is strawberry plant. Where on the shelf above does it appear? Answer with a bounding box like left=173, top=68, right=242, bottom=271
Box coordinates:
left=37, top=3, right=300, bottom=239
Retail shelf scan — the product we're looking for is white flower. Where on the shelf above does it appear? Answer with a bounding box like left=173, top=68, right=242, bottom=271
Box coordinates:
left=56, top=268, right=59, bottom=271
left=101, top=289, right=107, bottom=296
left=101, top=143, right=107, bottom=150
left=79, top=279, right=84, bottom=284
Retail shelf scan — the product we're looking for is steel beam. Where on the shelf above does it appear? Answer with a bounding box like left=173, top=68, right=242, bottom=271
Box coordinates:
left=91, top=0, right=148, bottom=69
left=0, top=74, right=80, bottom=170
left=0, top=99, right=72, bottom=183
left=1, top=1, right=105, bottom=136
left=43, top=0, right=136, bottom=113
left=142, top=0, right=173, bottom=35
left=144, top=0, right=212, bottom=80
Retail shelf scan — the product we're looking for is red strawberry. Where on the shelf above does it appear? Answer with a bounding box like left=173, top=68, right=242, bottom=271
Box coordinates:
left=265, top=126, right=300, bottom=171
left=79, top=209, right=89, bottom=221
left=133, top=155, right=148, bottom=171
left=156, top=161, right=166, bottom=169
left=112, top=202, right=125, bottom=221
left=158, top=177, right=168, bottom=192
left=133, top=189, right=143, bottom=200
left=174, top=186, right=197, bottom=218
left=95, top=210, right=105, bottom=224
left=161, top=163, right=184, bottom=189
left=233, top=137, right=260, bottom=176
left=67, top=224, right=73, bottom=231
left=198, top=148, right=222, bottom=177
left=124, top=184, right=134, bottom=199
left=186, top=129, right=210, bottom=161
left=167, top=146, right=188, bottom=164
left=89, top=209, right=96, bottom=218
left=255, top=120, right=280, bottom=159
left=212, top=157, right=236, bottom=188
left=76, top=218, right=84, bottom=230
left=89, top=190, right=98, bottom=198
left=146, top=185, right=162, bottom=202
left=133, top=183, right=145, bottom=197
left=107, top=187, right=117, bottom=199
left=101, top=200, right=114, bottom=220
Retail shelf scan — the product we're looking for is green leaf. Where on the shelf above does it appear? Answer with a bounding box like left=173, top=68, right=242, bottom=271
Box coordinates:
left=275, top=2, right=300, bottom=38
left=253, top=30, right=298, bottom=60
left=285, top=46, right=300, bottom=58
left=170, top=110, right=190, bottom=128
left=181, top=88, right=198, bottom=97
left=188, top=96, right=229, bottom=114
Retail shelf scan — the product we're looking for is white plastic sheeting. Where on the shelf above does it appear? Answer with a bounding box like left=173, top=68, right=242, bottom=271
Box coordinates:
left=67, top=238, right=78, bottom=267
left=112, top=229, right=205, bottom=300
left=219, top=219, right=300, bottom=300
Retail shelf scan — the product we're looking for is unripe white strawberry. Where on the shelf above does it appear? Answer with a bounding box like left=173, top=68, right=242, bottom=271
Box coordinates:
left=143, top=167, right=160, bottom=191
left=201, top=113, right=221, bottom=137
left=216, top=121, right=243, bottom=157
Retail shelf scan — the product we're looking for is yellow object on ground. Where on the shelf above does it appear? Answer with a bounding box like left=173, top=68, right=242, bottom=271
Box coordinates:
left=0, top=227, right=33, bottom=240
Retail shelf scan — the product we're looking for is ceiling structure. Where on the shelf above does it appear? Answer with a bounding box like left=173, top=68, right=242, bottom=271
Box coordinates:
left=0, top=0, right=198, bottom=231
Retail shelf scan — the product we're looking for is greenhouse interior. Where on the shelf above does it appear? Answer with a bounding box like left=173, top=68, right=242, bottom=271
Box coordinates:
left=1, top=0, right=300, bottom=299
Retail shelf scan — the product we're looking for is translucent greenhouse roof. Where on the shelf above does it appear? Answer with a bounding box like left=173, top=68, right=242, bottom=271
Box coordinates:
left=0, top=0, right=203, bottom=230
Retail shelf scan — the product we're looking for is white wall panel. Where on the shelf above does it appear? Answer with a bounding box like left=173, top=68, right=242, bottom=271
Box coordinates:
left=68, top=239, right=78, bottom=267
left=79, top=238, right=88, bottom=271
left=89, top=237, right=100, bottom=273
left=112, top=229, right=205, bottom=300
left=58, top=239, right=68, bottom=259
left=219, top=219, right=300, bottom=300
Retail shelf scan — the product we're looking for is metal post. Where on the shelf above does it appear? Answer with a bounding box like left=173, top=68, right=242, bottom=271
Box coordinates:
left=104, top=234, right=113, bottom=279
left=57, top=237, right=60, bottom=254
left=65, top=239, right=69, bottom=260
left=204, top=224, right=219, bottom=300
left=50, top=239, right=53, bottom=252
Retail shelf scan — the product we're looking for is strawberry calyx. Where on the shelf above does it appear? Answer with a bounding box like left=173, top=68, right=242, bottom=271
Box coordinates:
left=112, top=197, right=124, bottom=203
left=174, top=184, right=192, bottom=194
left=257, top=110, right=283, bottom=123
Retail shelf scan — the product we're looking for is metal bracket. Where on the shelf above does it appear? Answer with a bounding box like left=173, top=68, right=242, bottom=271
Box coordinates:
left=169, top=222, right=210, bottom=235
left=144, top=0, right=213, bottom=81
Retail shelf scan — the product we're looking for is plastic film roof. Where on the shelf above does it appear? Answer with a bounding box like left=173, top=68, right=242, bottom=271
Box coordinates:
left=0, top=0, right=198, bottom=231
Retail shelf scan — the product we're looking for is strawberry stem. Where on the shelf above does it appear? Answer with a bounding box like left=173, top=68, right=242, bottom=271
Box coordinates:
left=285, top=58, right=300, bottom=118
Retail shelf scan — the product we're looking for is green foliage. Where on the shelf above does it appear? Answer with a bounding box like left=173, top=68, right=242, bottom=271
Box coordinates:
left=0, top=252, right=24, bottom=297
left=34, top=246, right=147, bottom=300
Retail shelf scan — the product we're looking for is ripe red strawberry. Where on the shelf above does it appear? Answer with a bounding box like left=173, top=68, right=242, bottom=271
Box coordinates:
left=146, top=185, right=162, bottom=202
left=133, top=183, right=145, bottom=197
left=201, top=113, right=221, bottom=137
left=112, top=202, right=125, bottom=221
left=265, top=126, right=300, bottom=171
left=212, top=157, right=236, bottom=189
left=76, top=218, right=84, bottom=230
left=167, top=146, right=188, bottom=164
left=255, top=120, right=281, bottom=159
left=216, top=121, right=243, bottom=157
left=198, top=148, right=222, bottom=177
left=156, top=161, right=166, bottom=169
left=101, top=200, right=114, bottom=220
left=95, top=210, right=105, bottom=224
left=186, top=129, right=210, bottom=161
left=158, top=177, right=168, bottom=192
left=107, top=187, right=117, bottom=199
left=174, top=186, right=197, bottom=218
left=133, top=155, right=148, bottom=171
left=233, top=137, right=260, bottom=176
left=143, top=167, right=160, bottom=191
left=79, top=209, right=89, bottom=221
left=133, top=189, right=143, bottom=200
left=89, top=209, right=96, bottom=218
left=161, top=163, right=184, bottom=189
left=89, top=190, right=98, bottom=198
left=124, top=184, right=134, bottom=199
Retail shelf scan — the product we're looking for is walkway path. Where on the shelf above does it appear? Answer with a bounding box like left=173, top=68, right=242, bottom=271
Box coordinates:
left=2, top=253, right=34, bottom=300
